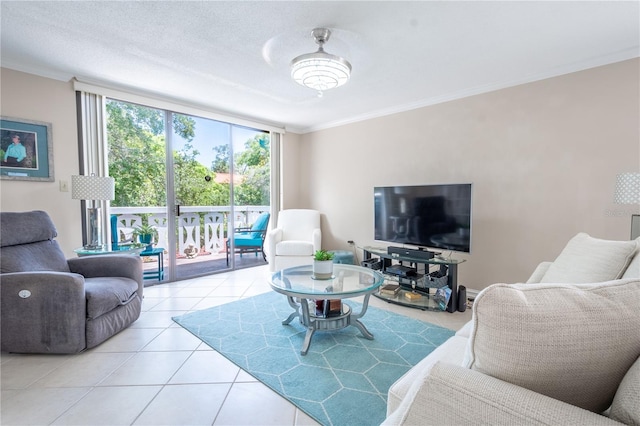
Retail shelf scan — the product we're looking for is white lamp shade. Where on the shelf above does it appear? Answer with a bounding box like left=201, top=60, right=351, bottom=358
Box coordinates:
left=614, top=173, right=640, bottom=204
left=72, top=175, right=115, bottom=201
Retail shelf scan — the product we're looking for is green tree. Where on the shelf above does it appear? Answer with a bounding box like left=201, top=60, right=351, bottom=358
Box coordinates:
left=174, top=150, right=228, bottom=206
left=107, top=101, right=198, bottom=207
left=211, top=144, right=230, bottom=173
left=107, top=100, right=270, bottom=209
left=235, top=134, right=270, bottom=205
left=107, top=102, right=165, bottom=206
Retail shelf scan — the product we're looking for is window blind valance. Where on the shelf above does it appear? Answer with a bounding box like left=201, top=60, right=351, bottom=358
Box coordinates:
left=73, top=79, right=286, bottom=134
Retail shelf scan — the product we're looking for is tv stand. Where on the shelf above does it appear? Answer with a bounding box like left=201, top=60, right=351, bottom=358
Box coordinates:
left=360, top=246, right=466, bottom=312
left=387, top=246, right=436, bottom=260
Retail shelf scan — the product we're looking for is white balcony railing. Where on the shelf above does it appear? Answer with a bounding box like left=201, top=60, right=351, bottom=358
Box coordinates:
left=110, top=206, right=269, bottom=256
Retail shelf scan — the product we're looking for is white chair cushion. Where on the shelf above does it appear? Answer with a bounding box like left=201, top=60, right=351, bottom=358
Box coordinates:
left=610, top=355, right=640, bottom=425
left=540, top=233, right=637, bottom=283
left=463, top=279, right=640, bottom=413
left=275, top=240, right=314, bottom=256
left=526, top=261, right=552, bottom=283
left=621, top=240, right=640, bottom=279
left=277, top=209, right=320, bottom=241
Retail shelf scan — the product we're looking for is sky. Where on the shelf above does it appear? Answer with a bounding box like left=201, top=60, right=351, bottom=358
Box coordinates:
left=173, top=116, right=263, bottom=169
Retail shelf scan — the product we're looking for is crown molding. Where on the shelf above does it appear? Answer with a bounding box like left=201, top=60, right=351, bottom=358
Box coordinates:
left=298, top=48, right=640, bottom=134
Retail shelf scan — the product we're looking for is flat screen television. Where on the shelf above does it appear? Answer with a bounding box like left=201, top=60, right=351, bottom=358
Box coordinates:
left=374, top=183, right=472, bottom=253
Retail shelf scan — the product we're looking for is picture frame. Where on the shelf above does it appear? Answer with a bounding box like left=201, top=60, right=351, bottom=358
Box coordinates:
left=0, top=116, right=54, bottom=181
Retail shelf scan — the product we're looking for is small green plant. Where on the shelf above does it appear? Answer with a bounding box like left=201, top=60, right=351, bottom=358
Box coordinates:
left=314, top=250, right=334, bottom=261
left=133, top=223, right=157, bottom=239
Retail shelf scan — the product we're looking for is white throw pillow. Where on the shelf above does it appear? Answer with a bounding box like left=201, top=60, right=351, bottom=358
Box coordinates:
left=463, top=279, right=640, bottom=413
left=540, top=233, right=637, bottom=283
left=621, top=238, right=640, bottom=279
left=610, top=355, right=640, bottom=425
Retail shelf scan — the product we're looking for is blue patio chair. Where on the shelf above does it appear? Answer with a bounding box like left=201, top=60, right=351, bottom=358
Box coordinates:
left=226, top=212, right=270, bottom=265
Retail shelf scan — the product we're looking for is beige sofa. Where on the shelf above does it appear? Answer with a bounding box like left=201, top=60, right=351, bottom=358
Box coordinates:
left=384, top=233, right=640, bottom=425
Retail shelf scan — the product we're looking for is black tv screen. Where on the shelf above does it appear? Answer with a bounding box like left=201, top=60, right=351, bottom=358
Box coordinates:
left=374, top=184, right=472, bottom=253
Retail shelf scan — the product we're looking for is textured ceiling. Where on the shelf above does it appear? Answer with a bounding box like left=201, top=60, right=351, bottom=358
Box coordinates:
left=1, top=1, right=639, bottom=133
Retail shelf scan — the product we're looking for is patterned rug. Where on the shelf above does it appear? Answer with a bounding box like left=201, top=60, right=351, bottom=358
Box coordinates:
left=172, top=291, right=454, bottom=426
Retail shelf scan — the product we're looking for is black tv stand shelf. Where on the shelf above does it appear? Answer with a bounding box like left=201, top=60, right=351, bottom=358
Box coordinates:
left=359, top=246, right=466, bottom=312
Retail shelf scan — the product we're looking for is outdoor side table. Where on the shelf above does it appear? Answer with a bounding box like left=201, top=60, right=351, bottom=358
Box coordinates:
left=140, top=248, right=164, bottom=281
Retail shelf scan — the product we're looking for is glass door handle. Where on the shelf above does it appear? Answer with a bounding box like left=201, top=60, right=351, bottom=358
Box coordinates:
left=176, top=205, right=181, bottom=216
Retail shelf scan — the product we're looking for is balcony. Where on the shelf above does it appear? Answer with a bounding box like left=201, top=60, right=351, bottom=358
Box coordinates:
left=110, top=206, right=270, bottom=281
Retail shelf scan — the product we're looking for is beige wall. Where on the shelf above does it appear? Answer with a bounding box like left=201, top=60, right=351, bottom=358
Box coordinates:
left=2, top=60, right=639, bottom=289
left=280, top=132, right=302, bottom=209
left=300, top=59, right=640, bottom=290
left=0, top=68, right=81, bottom=257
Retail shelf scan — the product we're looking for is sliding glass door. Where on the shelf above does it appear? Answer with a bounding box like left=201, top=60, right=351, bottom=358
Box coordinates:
left=171, top=115, right=232, bottom=279
left=230, top=126, right=272, bottom=268
left=171, top=118, right=271, bottom=279
left=106, top=99, right=271, bottom=282
left=107, top=100, right=168, bottom=248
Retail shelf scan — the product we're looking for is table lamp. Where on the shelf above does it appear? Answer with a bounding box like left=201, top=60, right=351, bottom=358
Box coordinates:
left=614, top=172, right=640, bottom=239
left=72, top=174, right=115, bottom=249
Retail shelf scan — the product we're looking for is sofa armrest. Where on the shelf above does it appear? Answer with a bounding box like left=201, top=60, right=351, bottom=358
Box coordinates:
left=526, top=261, right=553, bottom=283
left=383, top=362, right=620, bottom=426
left=312, top=228, right=321, bottom=252
left=0, top=271, right=87, bottom=353
left=68, top=254, right=143, bottom=296
left=265, top=228, right=283, bottom=264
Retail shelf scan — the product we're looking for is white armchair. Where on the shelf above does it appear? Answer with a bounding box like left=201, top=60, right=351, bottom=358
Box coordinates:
left=266, top=209, right=321, bottom=272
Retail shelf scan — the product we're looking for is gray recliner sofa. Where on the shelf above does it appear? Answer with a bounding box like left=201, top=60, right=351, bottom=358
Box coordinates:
left=0, top=210, right=143, bottom=353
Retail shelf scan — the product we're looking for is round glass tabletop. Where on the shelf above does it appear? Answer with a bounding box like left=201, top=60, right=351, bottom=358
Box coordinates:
left=270, top=264, right=384, bottom=299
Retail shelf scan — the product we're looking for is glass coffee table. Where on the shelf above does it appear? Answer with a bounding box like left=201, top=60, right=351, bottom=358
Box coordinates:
left=270, top=264, right=384, bottom=355
left=74, top=243, right=146, bottom=256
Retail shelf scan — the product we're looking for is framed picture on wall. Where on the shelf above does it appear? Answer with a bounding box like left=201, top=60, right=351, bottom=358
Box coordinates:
left=0, top=116, right=54, bottom=181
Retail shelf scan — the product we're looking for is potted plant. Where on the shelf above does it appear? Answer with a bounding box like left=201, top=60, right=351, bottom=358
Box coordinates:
left=313, top=249, right=334, bottom=279
left=133, top=223, right=157, bottom=251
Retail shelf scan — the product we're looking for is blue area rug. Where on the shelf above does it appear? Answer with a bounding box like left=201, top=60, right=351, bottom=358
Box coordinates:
left=172, top=291, right=454, bottom=426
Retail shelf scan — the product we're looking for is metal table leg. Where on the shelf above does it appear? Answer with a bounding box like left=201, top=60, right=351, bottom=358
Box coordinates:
left=349, top=293, right=374, bottom=340
left=280, top=293, right=377, bottom=355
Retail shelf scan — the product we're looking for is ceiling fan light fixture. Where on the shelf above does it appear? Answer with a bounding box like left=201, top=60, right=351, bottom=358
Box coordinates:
left=290, top=28, right=352, bottom=93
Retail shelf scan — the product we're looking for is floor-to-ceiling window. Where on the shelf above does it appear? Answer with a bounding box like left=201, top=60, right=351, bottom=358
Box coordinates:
left=105, top=99, right=271, bottom=282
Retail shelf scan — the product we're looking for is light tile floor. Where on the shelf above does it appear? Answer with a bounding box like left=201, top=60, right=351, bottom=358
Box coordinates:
left=1, top=265, right=472, bottom=425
